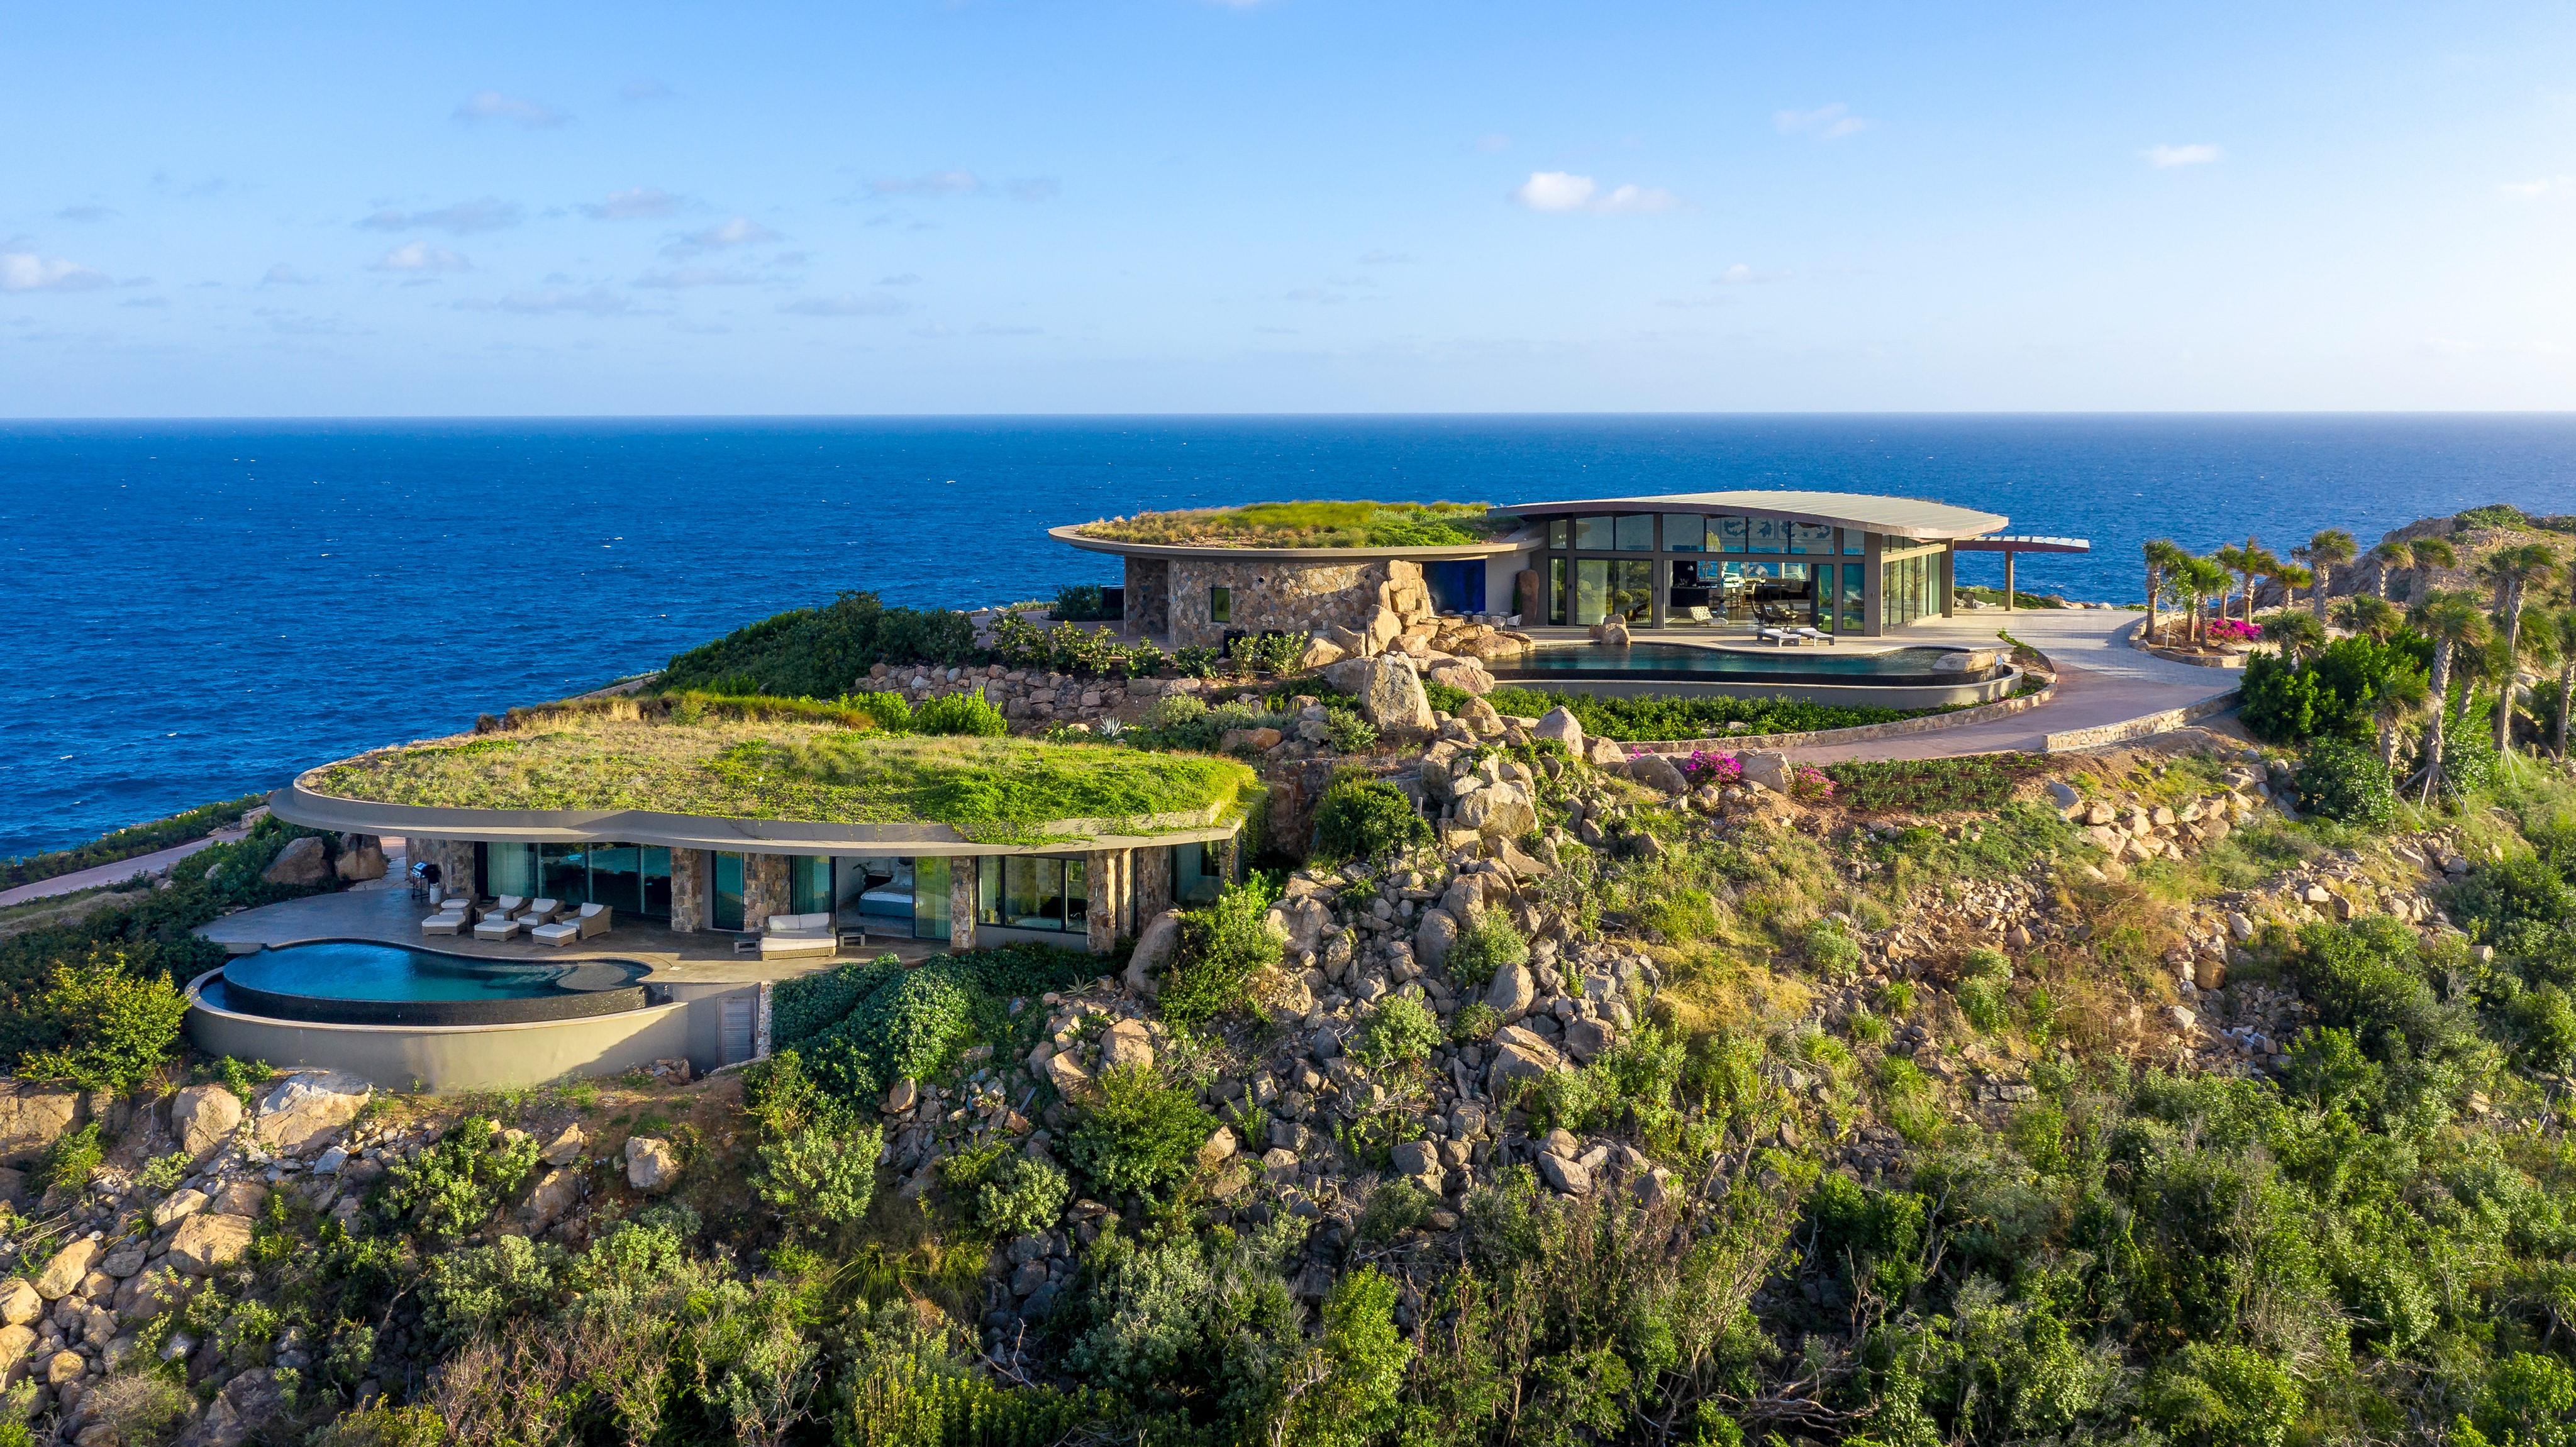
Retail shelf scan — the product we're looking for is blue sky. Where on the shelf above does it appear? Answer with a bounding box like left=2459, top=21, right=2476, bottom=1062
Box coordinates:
left=5, top=1, right=2574, bottom=414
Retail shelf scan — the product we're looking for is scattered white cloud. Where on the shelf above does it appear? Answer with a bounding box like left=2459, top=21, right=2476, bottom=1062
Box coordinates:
left=1510, top=172, right=1681, bottom=215
left=262, top=263, right=319, bottom=286
left=1474, top=133, right=1512, bottom=153
left=453, top=91, right=570, bottom=128
left=633, top=267, right=754, bottom=289
left=1, top=249, right=111, bottom=292
left=370, top=241, right=469, bottom=274
left=619, top=79, right=675, bottom=103
left=868, top=170, right=982, bottom=197
left=455, top=287, right=633, bottom=315
left=2142, top=143, right=2222, bottom=168
left=1715, top=263, right=1790, bottom=284
left=667, top=217, right=780, bottom=255
left=1775, top=103, right=1868, bottom=139
left=1360, top=249, right=1416, bottom=265
left=55, top=204, right=116, bottom=223
left=1006, top=177, right=1059, bottom=202
left=580, top=187, right=688, bottom=221
left=780, top=292, right=908, bottom=316
left=357, top=197, right=521, bottom=233
left=879, top=272, right=924, bottom=286
left=2500, top=174, right=2573, bottom=199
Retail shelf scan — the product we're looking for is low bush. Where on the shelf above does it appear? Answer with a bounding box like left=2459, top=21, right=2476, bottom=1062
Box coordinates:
left=1052, top=584, right=1119, bottom=622
left=8, top=948, right=189, bottom=1091
left=1158, top=878, right=1282, bottom=1031
left=1357, top=1178, right=1436, bottom=1241
left=1448, top=1000, right=1501, bottom=1041
left=379, top=1117, right=543, bottom=1241
left=1355, top=995, right=1441, bottom=1067
left=33, top=1121, right=101, bottom=1198
left=2295, top=736, right=2398, bottom=825
left=661, top=589, right=978, bottom=696
left=1822, top=755, right=2050, bottom=813
left=752, top=1117, right=884, bottom=1233
left=1443, top=909, right=1528, bottom=991
left=1472, top=685, right=1927, bottom=741
left=1060, top=1065, right=1218, bottom=1201
left=1955, top=947, right=2014, bottom=1033
left=963, top=1151, right=1070, bottom=1238
left=1, top=792, right=267, bottom=890
left=910, top=692, right=1009, bottom=737
left=1635, top=887, right=1719, bottom=944
left=787, top=945, right=1094, bottom=1103
left=1311, top=770, right=1430, bottom=863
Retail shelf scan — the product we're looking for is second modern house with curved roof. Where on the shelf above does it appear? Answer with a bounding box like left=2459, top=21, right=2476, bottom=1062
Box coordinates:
left=1055, top=489, right=2025, bottom=643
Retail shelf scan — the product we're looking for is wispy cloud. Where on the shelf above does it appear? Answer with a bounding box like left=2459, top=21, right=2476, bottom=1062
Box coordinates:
left=2142, top=143, right=2222, bottom=168
left=2500, top=174, right=2572, bottom=199
left=666, top=217, right=780, bottom=255
left=453, top=91, right=570, bottom=128
left=1715, top=263, right=1789, bottom=284
left=1509, top=172, right=1681, bottom=215
left=454, top=287, right=634, bottom=316
left=868, top=170, right=982, bottom=197
left=1006, top=177, right=1059, bottom=202
left=357, top=197, right=521, bottom=233
left=619, top=79, right=675, bottom=103
left=1, top=248, right=111, bottom=292
left=1360, top=249, right=1416, bottom=265
left=370, top=241, right=470, bottom=274
left=55, top=204, right=116, bottom=223
left=634, top=267, right=754, bottom=289
left=780, top=292, right=908, bottom=316
left=1775, top=103, right=1868, bottom=140
left=262, top=263, right=320, bottom=286
left=580, top=187, right=689, bottom=221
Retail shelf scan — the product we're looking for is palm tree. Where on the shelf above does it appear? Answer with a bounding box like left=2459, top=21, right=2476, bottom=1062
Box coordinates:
left=2370, top=539, right=2414, bottom=599
left=2141, top=538, right=2189, bottom=646
left=2262, top=609, right=2325, bottom=662
left=2550, top=607, right=2576, bottom=757
left=2333, top=594, right=2401, bottom=641
left=2296, top=529, right=2357, bottom=618
left=2409, top=536, right=2458, bottom=601
left=2271, top=560, right=2313, bottom=619
left=2212, top=541, right=2259, bottom=624
left=2409, top=591, right=2491, bottom=803
left=2187, top=557, right=2233, bottom=645
left=2477, top=541, right=2560, bottom=754
left=2370, top=665, right=2431, bottom=780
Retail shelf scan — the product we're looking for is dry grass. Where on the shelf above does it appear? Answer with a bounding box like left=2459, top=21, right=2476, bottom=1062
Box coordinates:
left=308, top=719, right=1260, bottom=844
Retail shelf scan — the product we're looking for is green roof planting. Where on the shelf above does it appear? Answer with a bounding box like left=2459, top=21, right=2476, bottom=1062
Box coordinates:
left=1072, top=500, right=1500, bottom=550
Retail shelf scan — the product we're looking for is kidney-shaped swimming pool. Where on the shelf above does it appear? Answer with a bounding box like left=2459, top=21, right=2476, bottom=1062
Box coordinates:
left=1491, top=642, right=2001, bottom=687
left=201, top=941, right=652, bottom=1026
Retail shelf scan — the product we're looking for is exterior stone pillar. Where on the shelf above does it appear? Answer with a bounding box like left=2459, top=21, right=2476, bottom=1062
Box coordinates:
left=1134, top=844, right=1173, bottom=921
left=1084, top=850, right=1119, bottom=954
left=414, top=838, right=477, bottom=898
left=1214, top=833, right=1240, bottom=887
left=744, top=854, right=790, bottom=933
left=950, top=856, right=979, bottom=951
left=1939, top=543, right=1957, bottom=619
left=670, top=850, right=707, bottom=933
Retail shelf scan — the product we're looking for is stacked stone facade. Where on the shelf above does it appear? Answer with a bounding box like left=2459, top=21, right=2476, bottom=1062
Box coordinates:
left=743, top=854, right=791, bottom=933
left=413, top=838, right=477, bottom=897
left=1155, top=557, right=1418, bottom=650
left=670, top=850, right=708, bottom=933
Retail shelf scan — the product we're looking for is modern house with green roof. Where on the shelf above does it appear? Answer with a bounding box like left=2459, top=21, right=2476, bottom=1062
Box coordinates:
left=1060, top=489, right=2062, bottom=643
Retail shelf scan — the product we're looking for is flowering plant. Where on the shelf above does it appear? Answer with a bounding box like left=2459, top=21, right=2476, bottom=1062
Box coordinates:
left=1679, top=750, right=1743, bottom=785
left=2207, top=619, right=2262, bottom=643
left=1789, top=765, right=1835, bottom=799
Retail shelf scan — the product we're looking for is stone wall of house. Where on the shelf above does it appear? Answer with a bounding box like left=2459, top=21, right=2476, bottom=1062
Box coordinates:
left=950, top=857, right=979, bottom=950
left=743, top=854, right=790, bottom=933
left=670, top=850, right=707, bottom=933
left=1124, top=557, right=1170, bottom=635
left=414, top=838, right=476, bottom=897
left=1160, top=557, right=1421, bottom=650
left=1134, top=845, right=1173, bottom=921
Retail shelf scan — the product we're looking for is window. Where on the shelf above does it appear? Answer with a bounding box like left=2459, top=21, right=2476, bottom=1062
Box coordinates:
left=540, top=844, right=586, bottom=903
left=1174, top=841, right=1226, bottom=904
left=1613, top=514, right=1655, bottom=551
left=791, top=855, right=832, bottom=915
left=1575, top=516, right=1614, bottom=550
left=482, top=842, right=537, bottom=899
left=1718, top=517, right=1748, bottom=553
left=1574, top=558, right=1610, bottom=624
left=1548, top=558, right=1568, bottom=626
left=913, top=857, right=951, bottom=940
left=1547, top=519, right=1568, bottom=548
left=1790, top=523, right=1834, bottom=555
left=713, top=852, right=745, bottom=931
left=1747, top=517, right=1786, bottom=554
left=1608, top=560, right=1652, bottom=621
left=1209, top=585, right=1231, bottom=624
left=1841, top=562, right=1867, bottom=633
left=1662, top=514, right=1706, bottom=552
left=836, top=856, right=911, bottom=924
left=1843, top=529, right=1867, bottom=555
left=978, top=855, right=1087, bottom=932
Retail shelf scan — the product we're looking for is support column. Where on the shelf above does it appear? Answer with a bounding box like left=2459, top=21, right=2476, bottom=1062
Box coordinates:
left=1134, top=845, right=1174, bottom=921
left=1863, top=533, right=1885, bottom=639
left=950, top=856, right=979, bottom=951
left=743, top=854, right=789, bottom=934
left=1085, top=849, right=1118, bottom=955
left=2003, top=551, right=2016, bottom=614
left=670, top=850, right=707, bottom=933
left=1940, top=544, right=1956, bottom=619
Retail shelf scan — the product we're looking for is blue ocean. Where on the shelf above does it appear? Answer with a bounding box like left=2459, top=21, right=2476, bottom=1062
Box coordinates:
left=6, top=414, right=2575, bottom=858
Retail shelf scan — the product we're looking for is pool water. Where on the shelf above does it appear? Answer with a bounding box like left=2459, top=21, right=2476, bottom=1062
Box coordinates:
left=199, top=941, right=651, bottom=1026
left=1492, top=643, right=1997, bottom=685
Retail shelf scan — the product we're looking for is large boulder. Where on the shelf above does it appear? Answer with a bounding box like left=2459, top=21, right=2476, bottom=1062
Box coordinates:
left=0, top=1082, right=82, bottom=1168
left=538, top=1123, right=586, bottom=1167
left=166, top=1214, right=255, bottom=1276
left=1536, top=1151, right=1592, bottom=1195
left=1739, top=751, right=1794, bottom=794
left=1487, top=1026, right=1563, bottom=1088
left=1123, top=909, right=1183, bottom=998
left=0, top=1278, right=40, bottom=1325
left=333, top=834, right=388, bottom=882
left=1483, top=959, right=1537, bottom=1020
left=0, top=1324, right=33, bottom=1385
left=1295, top=635, right=1348, bottom=670
left=1100, top=1019, right=1156, bottom=1072
left=260, top=835, right=332, bottom=887
left=1589, top=616, right=1632, bottom=648
left=518, top=1167, right=582, bottom=1231
left=33, top=1238, right=101, bottom=1300
left=253, top=1070, right=370, bottom=1156
left=1414, top=908, right=1459, bottom=970
left=1534, top=707, right=1585, bottom=759
left=625, top=1136, right=680, bottom=1192
left=1357, top=653, right=1436, bottom=735
left=1628, top=753, right=1689, bottom=797
left=1426, top=661, right=1496, bottom=696
left=1458, top=785, right=1538, bottom=840
left=171, top=1084, right=243, bottom=1161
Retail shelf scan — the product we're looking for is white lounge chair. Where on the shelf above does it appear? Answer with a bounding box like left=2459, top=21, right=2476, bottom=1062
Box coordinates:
left=758, top=911, right=839, bottom=959
left=1682, top=605, right=1713, bottom=624
left=472, top=895, right=526, bottom=941
left=421, top=899, right=472, bottom=936
left=1795, top=626, right=1834, bottom=646
left=531, top=903, right=611, bottom=946
left=515, top=898, right=564, bottom=929
left=1757, top=627, right=1792, bottom=646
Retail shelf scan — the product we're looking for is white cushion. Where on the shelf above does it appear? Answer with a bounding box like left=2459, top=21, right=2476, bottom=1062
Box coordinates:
left=577, top=903, right=608, bottom=919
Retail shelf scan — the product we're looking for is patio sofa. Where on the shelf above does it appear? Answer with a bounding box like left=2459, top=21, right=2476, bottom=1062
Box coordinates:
left=531, top=903, right=612, bottom=946
left=758, top=912, right=839, bottom=959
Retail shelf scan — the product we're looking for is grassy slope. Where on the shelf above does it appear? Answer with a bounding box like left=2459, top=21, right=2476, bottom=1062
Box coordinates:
left=1074, top=499, right=1496, bottom=549
left=307, top=721, right=1258, bottom=842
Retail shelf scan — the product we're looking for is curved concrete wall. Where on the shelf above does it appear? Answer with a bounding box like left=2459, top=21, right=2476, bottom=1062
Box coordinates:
left=1483, top=666, right=2021, bottom=711
left=185, top=972, right=693, bottom=1092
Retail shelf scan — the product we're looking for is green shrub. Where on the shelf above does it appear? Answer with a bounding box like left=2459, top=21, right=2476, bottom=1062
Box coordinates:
left=419, top=1234, right=570, bottom=1344
left=911, top=692, right=1009, bottom=737
left=2462, top=1351, right=2576, bottom=1447
left=306, top=1404, right=452, bottom=1447
left=1, top=792, right=266, bottom=891
left=1477, top=686, right=1923, bottom=741
left=840, top=690, right=914, bottom=733
left=1052, top=584, right=1118, bottom=622
left=1802, top=919, right=1863, bottom=979
left=2296, top=737, right=2397, bottom=826
left=661, top=589, right=977, bottom=696
left=1355, top=995, right=1441, bottom=1067
left=1357, top=1178, right=1436, bottom=1242
left=1448, top=1000, right=1501, bottom=1042
left=2290, top=917, right=2465, bottom=1063
left=1636, top=888, right=1718, bottom=943
left=9, top=949, right=189, bottom=1090
left=139, top=1150, right=191, bottom=1194
left=1325, top=711, right=1380, bottom=753
left=1821, top=755, right=2051, bottom=813
left=1159, top=878, right=1282, bottom=1031
left=767, top=956, right=904, bottom=1052
left=1311, top=771, right=1430, bottom=864
left=1061, top=1065, right=1219, bottom=1201
left=380, top=1117, right=543, bottom=1241
left=1443, top=909, right=1528, bottom=992
left=33, top=1121, right=101, bottom=1198
left=2147, top=1343, right=2303, bottom=1447
left=1955, top=948, right=2014, bottom=1033
left=974, top=1153, right=1070, bottom=1238
left=752, top=1117, right=884, bottom=1233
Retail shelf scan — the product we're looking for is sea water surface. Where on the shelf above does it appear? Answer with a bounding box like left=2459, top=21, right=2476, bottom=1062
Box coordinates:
left=6, top=414, right=2575, bottom=858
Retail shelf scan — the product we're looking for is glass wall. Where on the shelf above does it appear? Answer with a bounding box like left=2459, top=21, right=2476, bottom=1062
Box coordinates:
left=978, top=855, right=1089, bottom=933
left=836, top=857, right=913, bottom=928
left=913, top=857, right=951, bottom=940
left=477, top=841, right=672, bottom=917
left=1879, top=552, right=1944, bottom=630
left=790, top=855, right=832, bottom=915
left=1173, top=841, right=1226, bottom=905
left=484, top=842, right=538, bottom=899
left=713, top=853, right=745, bottom=931
left=1840, top=562, right=1868, bottom=633
left=1538, top=513, right=1881, bottom=633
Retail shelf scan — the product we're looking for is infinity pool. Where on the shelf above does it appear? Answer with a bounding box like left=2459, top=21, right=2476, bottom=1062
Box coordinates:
left=1491, top=643, right=2000, bottom=687
left=201, top=941, right=651, bottom=1026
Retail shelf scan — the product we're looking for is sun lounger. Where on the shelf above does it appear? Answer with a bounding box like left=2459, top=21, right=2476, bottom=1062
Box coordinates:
left=758, top=911, right=840, bottom=959
left=421, top=899, right=472, bottom=936
left=515, top=898, right=564, bottom=928
left=472, top=895, right=526, bottom=941
left=1682, top=606, right=1713, bottom=624
left=1757, top=627, right=1792, bottom=646
left=531, top=903, right=612, bottom=946
left=1795, top=626, right=1834, bottom=645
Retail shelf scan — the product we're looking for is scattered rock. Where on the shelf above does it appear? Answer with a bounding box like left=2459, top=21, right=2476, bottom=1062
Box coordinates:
left=0, top=1082, right=81, bottom=1168
left=172, top=1084, right=244, bottom=1161
left=1534, top=706, right=1586, bottom=759
left=333, top=833, right=389, bottom=882
left=1414, top=908, right=1460, bottom=969
left=209, top=1180, right=269, bottom=1219
left=519, top=1167, right=582, bottom=1231
left=1197, top=1126, right=1238, bottom=1171
left=1627, top=753, right=1688, bottom=796
left=33, top=1238, right=101, bottom=1300
left=252, top=1070, right=372, bottom=1156
left=260, top=835, right=332, bottom=887
left=1738, top=752, right=1794, bottom=793
left=538, top=1122, right=586, bottom=1167
left=166, top=1214, right=255, bottom=1276
left=0, top=1324, right=33, bottom=1385
left=625, top=1136, right=680, bottom=1192
left=153, top=1189, right=210, bottom=1228
left=1124, top=909, right=1183, bottom=997
left=1483, top=959, right=1537, bottom=1021
left=0, top=1278, right=40, bottom=1326
left=1100, top=1019, right=1156, bottom=1072
left=1356, top=653, right=1436, bottom=735
left=1536, top=1151, right=1592, bottom=1195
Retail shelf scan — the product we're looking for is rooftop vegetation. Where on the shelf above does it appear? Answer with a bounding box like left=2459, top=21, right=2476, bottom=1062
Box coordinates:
left=1074, top=499, right=1499, bottom=549
left=660, top=589, right=979, bottom=697
left=305, top=718, right=1260, bottom=843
